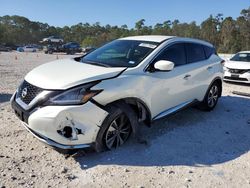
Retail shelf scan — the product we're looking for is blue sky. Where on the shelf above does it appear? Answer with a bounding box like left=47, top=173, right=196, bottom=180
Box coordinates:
left=0, top=0, right=249, bottom=28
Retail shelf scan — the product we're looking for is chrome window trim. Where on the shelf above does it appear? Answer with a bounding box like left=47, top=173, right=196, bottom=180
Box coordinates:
left=144, top=40, right=213, bottom=72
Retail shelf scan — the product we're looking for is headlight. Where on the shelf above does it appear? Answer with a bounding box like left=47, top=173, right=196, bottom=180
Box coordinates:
left=49, top=84, right=102, bottom=105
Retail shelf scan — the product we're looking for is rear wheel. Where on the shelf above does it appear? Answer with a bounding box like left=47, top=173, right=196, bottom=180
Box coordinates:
left=95, top=103, right=136, bottom=152
left=199, top=82, right=220, bottom=111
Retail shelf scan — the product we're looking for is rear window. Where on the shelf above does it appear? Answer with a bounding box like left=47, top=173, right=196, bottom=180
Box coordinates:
left=204, top=45, right=216, bottom=58
left=186, top=43, right=206, bottom=63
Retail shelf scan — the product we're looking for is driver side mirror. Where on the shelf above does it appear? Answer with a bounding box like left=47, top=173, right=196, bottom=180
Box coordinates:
left=154, top=60, right=174, bottom=71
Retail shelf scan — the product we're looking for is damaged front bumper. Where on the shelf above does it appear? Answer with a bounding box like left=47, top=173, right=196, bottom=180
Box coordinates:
left=12, top=96, right=109, bottom=149
left=21, top=122, right=91, bottom=149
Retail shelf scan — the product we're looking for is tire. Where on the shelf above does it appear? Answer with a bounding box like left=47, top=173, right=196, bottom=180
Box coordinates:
left=199, top=82, right=220, bottom=111
left=95, top=102, right=137, bottom=152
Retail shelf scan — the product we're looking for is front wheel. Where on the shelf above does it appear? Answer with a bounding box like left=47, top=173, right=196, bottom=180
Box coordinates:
left=95, top=103, right=136, bottom=152
left=199, top=82, right=220, bottom=111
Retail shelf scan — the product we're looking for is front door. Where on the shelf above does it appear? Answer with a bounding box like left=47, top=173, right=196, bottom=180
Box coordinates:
left=147, top=43, right=195, bottom=118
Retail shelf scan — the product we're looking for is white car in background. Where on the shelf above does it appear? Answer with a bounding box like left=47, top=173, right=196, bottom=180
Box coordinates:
left=224, top=51, right=250, bottom=83
left=42, top=36, right=64, bottom=43
left=11, top=36, right=224, bottom=152
left=17, top=46, right=37, bottom=52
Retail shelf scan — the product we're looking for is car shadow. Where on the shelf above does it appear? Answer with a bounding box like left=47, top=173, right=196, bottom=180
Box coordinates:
left=74, top=95, right=250, bottom=169
left=0, top=93, right=12, bottom=103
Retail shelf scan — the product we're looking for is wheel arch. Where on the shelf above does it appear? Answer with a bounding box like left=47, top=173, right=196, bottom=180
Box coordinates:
left=215, top=78, right=222, bottom=97
left=103, top=97, right=152, bottom=127
left=203, top=77, right=223, bottom=101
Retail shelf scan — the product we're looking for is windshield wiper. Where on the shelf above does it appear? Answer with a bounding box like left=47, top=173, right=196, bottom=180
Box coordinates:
left=82, top=60, right=110, bottom=67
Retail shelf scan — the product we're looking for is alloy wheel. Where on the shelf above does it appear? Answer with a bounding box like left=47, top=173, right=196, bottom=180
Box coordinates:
left=105, top=113, right=131, bottom=149
left=207, top=85, right=219, bottom=108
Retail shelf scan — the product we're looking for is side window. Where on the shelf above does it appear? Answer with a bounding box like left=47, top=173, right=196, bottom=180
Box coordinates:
left=154, top=43, right=186, bottom=66
left=204, top=45, right=216, bottom=58
left=186, top=43, right=206, bottom=63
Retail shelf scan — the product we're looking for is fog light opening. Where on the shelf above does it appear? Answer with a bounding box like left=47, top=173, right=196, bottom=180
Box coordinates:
left=62, top=126, right=73, bottom=138
left=57, top=126, right=83, bottom=140
left=57, top=117, right=84, bottom=140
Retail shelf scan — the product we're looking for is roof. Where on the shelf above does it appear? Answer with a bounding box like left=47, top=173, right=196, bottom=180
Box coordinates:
left=119, top=35, right=175, bottom=43
left=119, top=35, right=213, bottom=47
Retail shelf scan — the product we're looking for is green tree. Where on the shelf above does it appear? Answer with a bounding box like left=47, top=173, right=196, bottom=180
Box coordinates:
left=219, top=17, right=240, bottom=53
left=135, top=19, right=145, bottom=34
left=200, top=15, right=219, bottom=47
left=0, top=7, right=250, bottom=53
left=237, top=7, right=250, bottom=50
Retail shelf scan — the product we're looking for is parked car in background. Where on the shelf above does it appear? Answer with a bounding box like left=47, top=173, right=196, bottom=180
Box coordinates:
left=44, top=44, right=59, bottom=54
left=223, top=51, right=250, bottom=83
left=1, top=43, right=19, bottom=51
left=43, top=44, right=65, bottom=54
left=31, top=44, right=43, bottom=51
left=0, top=45, right=12, bottom=52
left=17, top=46, right=37, bottom=52
left=11, top=36, right=223, bottom=151
left=43, top=36, right=63, bottom=43
left=62, top=42, right=82, bottom=54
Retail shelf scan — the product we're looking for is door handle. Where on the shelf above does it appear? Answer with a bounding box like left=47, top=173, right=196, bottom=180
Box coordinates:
left=207, top=66, right=213, bottom=70
left=183, top=74, right=191, bottom=79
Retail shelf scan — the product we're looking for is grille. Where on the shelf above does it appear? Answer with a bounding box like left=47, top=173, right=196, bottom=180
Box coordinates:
left=229, top=69, right=249, bottom=74
left=224, top=76, right=248, bottom=81
left=17, top=80, right=43, bottom=105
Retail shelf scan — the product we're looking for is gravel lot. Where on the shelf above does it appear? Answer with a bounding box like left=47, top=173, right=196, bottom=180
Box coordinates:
left=0, top=52, right=250, bottom=188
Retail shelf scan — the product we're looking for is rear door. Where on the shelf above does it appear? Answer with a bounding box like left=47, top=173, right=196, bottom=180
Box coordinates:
left=184, top=43, right=218, bottom=101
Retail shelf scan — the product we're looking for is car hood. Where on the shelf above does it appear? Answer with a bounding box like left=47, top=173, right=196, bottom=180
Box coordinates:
left=225, top=61, right=250, bottom=70
left=25, top=59, right=126, bottom=90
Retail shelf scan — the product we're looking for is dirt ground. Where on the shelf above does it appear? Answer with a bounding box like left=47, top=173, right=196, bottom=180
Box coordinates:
left=0, top=52, right=250, bottom=188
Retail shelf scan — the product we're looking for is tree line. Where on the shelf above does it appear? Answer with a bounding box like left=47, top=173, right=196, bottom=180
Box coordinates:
left=0, top=7, right=249, bottom=53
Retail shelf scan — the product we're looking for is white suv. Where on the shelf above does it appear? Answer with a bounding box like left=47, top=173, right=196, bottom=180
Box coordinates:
left=11, top=36, right=224, bottom=151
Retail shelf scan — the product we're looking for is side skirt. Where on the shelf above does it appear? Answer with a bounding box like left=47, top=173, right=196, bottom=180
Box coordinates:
left=152, top=99, right=198, bottom=121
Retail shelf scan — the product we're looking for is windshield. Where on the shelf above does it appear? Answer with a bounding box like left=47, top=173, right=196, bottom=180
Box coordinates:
left=81, top=40, right=159, bottom=67
left=230, top=53, right=250, bottom=62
